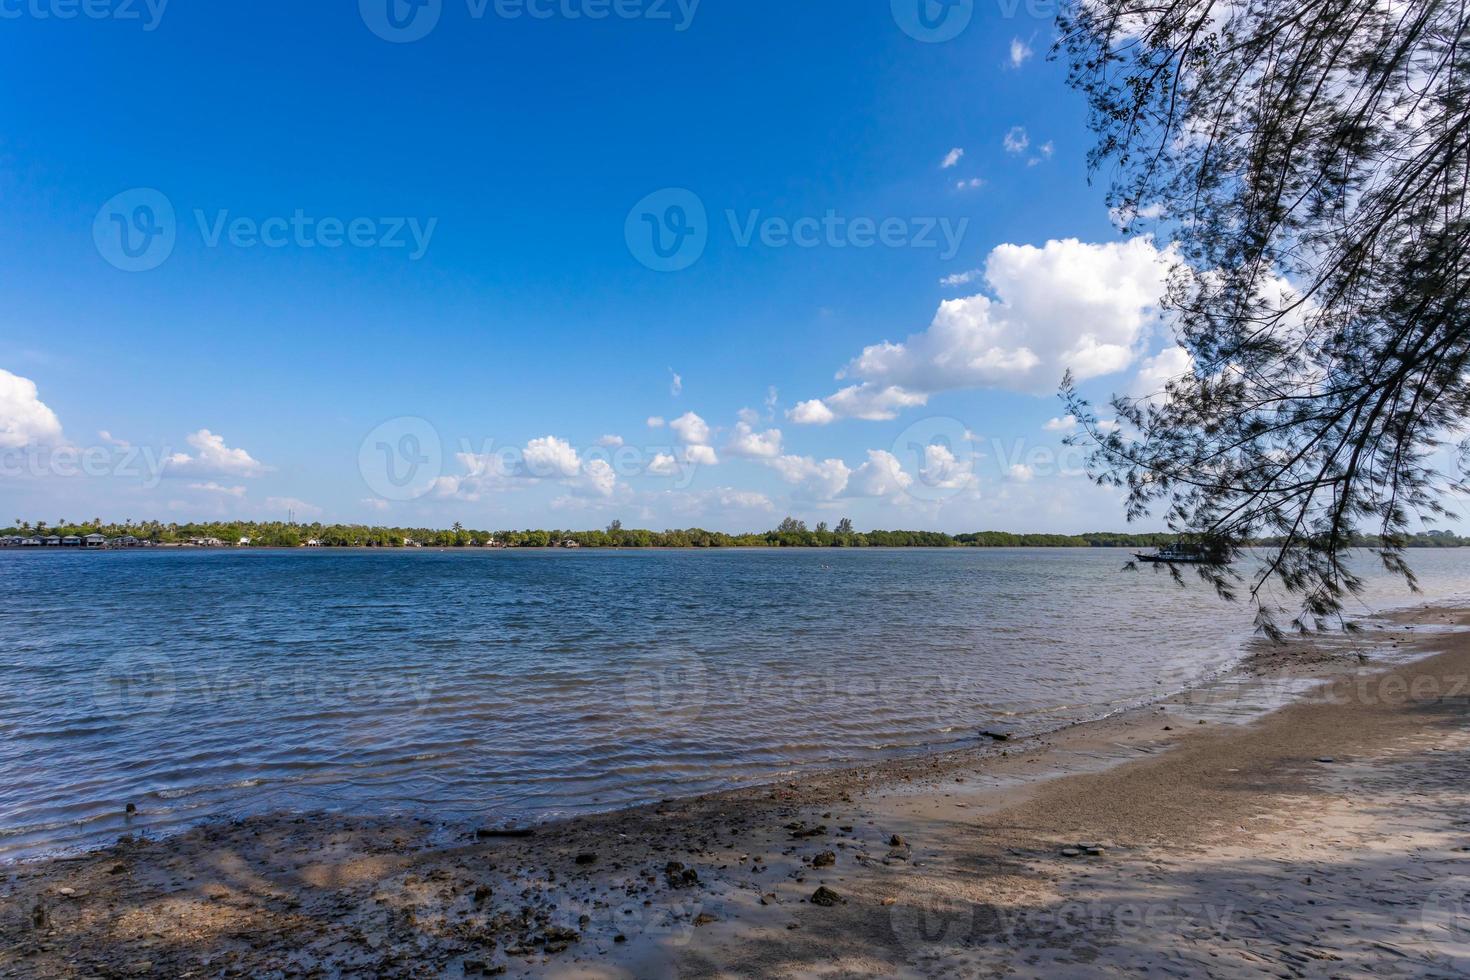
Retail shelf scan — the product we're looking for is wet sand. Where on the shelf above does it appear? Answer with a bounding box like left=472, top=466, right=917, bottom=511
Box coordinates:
left=2, top=604, right=1468, bottom=977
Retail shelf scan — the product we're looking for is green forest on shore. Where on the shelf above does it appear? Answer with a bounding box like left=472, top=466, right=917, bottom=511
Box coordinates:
left=6, top=518, right=1469, bottom=550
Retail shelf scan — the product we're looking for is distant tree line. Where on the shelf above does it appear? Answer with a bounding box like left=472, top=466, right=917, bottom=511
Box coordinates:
left=7, top=517, right=1469, bottom=550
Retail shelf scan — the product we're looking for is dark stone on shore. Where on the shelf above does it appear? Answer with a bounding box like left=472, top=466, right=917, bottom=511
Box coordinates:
left=889, top=834, right=907, bottom=847
left=810, top=886, right=843, bottom=907
left=664, top=862, right=699, bottom=888
left=694, top=912, right=718, bottom=926
left=476, top=827, right=535, bottom=839
left=124, top=803, right=136, bottom=814
left=979, top=730, right=1011, bottom=742
left=575, top=852, right=598, bottom=865
left=614, top=934, right=628, bottom=943
left=473, top=884, right=492, bottom=903
left=812, top=851, right=836, bottom=868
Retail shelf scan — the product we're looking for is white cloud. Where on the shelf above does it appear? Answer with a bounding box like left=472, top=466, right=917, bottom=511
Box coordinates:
left=767, top=454, right=852, bottom=500
left=669, top=411, right=711, bottom=446
left=1008, top=464, right=1035, bottom=481
left=521, top=435, right=582, bottom=478
left=438, top=435, right=624, bottom=501
left=669, top=369, right=683, bottom=397
left=1109, top=202, right=1168, bottom=230
left=188, top=481, right=246, bottom=497
left=647, top=453, right=679, bottom=476
left=1004, top=127, right=1030, bottom=154
left=787, top=399, right=837, bottom=426
left=647, top=416, right=666, bottom=428
left=1097, top=419, right=1122, bottom=434
left=165, top=429, right=269, bottom=478
left=596, top=434, right=624, bottom=448
left=361, top=497, right=391, bottom=512
left=1027, top=141, right=1054, bottom=166
left=0, top=369, right=63, bottom=449
left=1131, top=345, right=1195, bottom=403
left=1044, top=414, right=1079, bottom=433
left=98, top=429, right=129, bottom=448
left=847, top=450, right=913, bottom=498
left=796, top=237, right=1172, bottom=416
left=725, top=421, right=782, bottom=458
left=571, top=458, right=618, bottom=498
left=941, top=147, right=965, bottom=169
left=267, top=496, right=322, bottom=517
left=764, top=386, right=779, bottom=416
left=1009, top=37, right=1033, bottom=68
left=940, top=268, right=983, bottom=288
left=955, top=178, right=985, bottom=191
left=788, top=383, right=929, bottom=425
left=920, top=444, right=977, bottom=491
left=682, top=444, right=719, bottom=466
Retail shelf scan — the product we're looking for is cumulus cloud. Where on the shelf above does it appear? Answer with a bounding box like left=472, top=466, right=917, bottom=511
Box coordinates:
left=919, top=444, right=977, bottom=491
left=847, top=450, right=913, bottom=498
left=188, top=481, right=246, bottom=497
left=1110, top=202, right=1167, bottom=230
left=940, top=268, right=983, bottom=288
left=669, top=369, right=683, bottom=397
left=0, top=369, right=63, bottom=449
left=267, top=496, right=321, bottom=517
left=941, top=147, right=965, bottom=169
left=596, top=434, right=624, bottom=448
left=682, top=444, right=719, bottom=466
left=1003, top=127, right=1030, bottom=154
left=788, top=399, right=837, bottom=426
left=1130, top=345, right=1195, bottom=403
left=438, top=435, right=623, bottom=500
left=725, top=421, right=782, bottom=458
left=647, top=453, right=679, bottom=476
left=1044, top=415, right=1079, bottom=433
left=1008, top=463, right=1035, bottom=481
left=165, top=429, right=269, bottom=478
left=571, top=458, right=618, bottom=498
left=663, top=487, right=776, bottom=515
left=520, top=435, right=582, bottom=479
left=791, top=238, right=1173, bottom=419
left=955, top=178, right=985, bottom=191
left=1009, top=37, right=1033, bottom=67
left=788, top=383, right=929, bottom=425
left=767, top=454, right=851, bottom=500
left=647, top=416, right=666, bottom=428
left=669, top=411, right=712, bottom=446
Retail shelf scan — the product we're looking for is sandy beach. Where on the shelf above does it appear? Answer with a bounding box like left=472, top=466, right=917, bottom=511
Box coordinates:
left=3, top=603, right=1468, bottom=978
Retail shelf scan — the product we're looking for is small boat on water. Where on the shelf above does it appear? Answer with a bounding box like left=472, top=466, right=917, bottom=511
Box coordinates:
left=1133, top=543, right=1225, bottom=565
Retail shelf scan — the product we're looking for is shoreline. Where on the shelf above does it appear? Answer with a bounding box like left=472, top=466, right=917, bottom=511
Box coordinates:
left=4, top=602, right=1469, bottom=975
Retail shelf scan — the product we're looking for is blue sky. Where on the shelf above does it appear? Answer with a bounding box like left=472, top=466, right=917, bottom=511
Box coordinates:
left=0, top=0, right=1190, bottom=532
